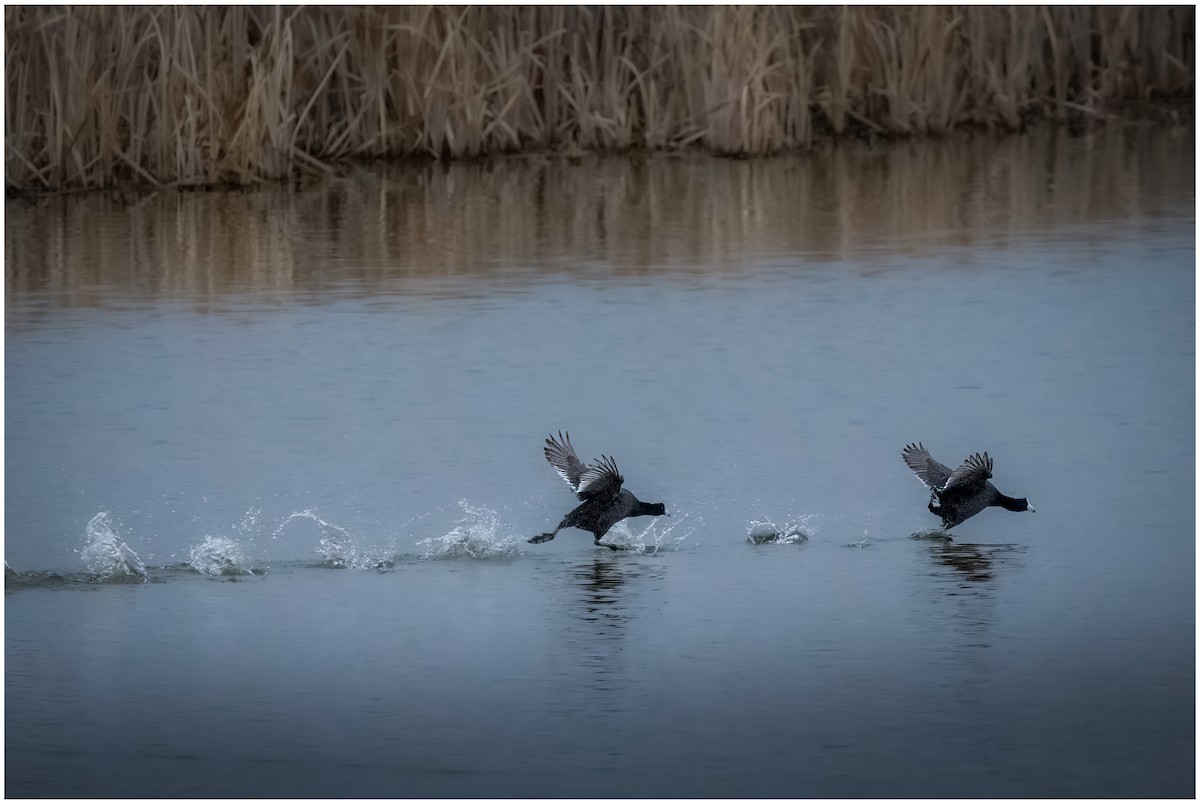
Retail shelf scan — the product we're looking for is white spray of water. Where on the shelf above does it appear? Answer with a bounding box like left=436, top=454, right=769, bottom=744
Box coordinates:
left=910, top=528, right=952, bottom=541
left=239, top=508, right=261, bottom=531
left=274, top=509, right=394, bottom=570
left=601, top=513, right=692, bottom=553
left=187, top=534, right=256, bottom=576
left=78, top=512, right=147, bottom=581
left=417, top=501, right=519, bottom=560
left=746, top=514, right=814, bottom=545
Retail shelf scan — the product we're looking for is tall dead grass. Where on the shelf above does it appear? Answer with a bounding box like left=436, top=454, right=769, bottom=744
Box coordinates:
left=5, top=6, right=1193, bottom=191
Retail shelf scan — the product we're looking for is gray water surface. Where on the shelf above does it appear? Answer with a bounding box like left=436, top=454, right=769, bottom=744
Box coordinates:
left=5, top=126, right=1195, bottom=797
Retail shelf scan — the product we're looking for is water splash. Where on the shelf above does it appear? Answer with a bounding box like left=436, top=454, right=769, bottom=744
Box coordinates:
left=911, top=528, right=953, bottom=541
left=746, top=515, right=813, bottom=545
left=78, top=512, right=147, bottom=582
left=238, top=507, right=262, bottom=532
left=187, top=534, right=257, bottom=576
left=418, top=501, right=518, bottom=560
left=601, top=513, right=691, bottom=554
left=274, top=509, right=394, bottom=570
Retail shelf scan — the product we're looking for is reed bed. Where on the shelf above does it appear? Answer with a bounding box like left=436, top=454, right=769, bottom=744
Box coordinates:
left=5, top=6, right=1194, bottom=191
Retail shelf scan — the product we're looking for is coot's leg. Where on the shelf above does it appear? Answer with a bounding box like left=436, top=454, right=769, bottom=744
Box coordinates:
left=529, top=527, right=559, bottom=544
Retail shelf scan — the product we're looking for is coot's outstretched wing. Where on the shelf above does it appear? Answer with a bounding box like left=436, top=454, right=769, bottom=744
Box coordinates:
left=902, top=442, right=954, bottom=490
left=942, top=452, right=993, bottom=494
left=544, top=432, right=625, bottom=501
left=576, top=454, right=623, bottom=500
left=545, top=432, right=589, bottom=497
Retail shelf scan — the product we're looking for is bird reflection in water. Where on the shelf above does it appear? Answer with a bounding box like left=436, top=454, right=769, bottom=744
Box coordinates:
left=917, top=541, right=1028, bottom=681
left=573, top=555, right=633, bottom=631
left=922, top=540, right=1028, bottom=640
left=920, top=542, right=1004, bottom=646
left=929, top=541, right=1026, bottom=585
left=562, top=555, right=645, bottom=695
left=935, top=542, right=995, bottom=582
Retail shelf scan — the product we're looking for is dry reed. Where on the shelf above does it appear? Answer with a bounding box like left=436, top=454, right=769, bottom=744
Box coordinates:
left=5, top=6, right=1194, bottom=191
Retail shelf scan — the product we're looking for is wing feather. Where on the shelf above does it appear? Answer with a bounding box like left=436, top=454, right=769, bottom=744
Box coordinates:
left=544, top=431, right=587, bottom=495
left=941, top=452, right=993, bottom=494
left=544, top=433, right=625, bottom=501
left=576, top=454, right=623, bottom=500
left=902, top=442, right=954, bottom=490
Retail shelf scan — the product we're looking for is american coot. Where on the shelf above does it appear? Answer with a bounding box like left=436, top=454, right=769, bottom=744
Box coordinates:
left=902, top=442, right=1034, bottom=530
left=530, top=432, right=668, bottom=550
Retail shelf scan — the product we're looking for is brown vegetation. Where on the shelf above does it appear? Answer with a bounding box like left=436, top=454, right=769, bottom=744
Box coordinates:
left=5, top=6, right=1194, bottom=191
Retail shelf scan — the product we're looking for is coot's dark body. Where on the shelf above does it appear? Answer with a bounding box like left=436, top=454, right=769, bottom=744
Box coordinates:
left=902, top=442, right=1034, bottom=530
left=530, top=432, right=667, bottom=550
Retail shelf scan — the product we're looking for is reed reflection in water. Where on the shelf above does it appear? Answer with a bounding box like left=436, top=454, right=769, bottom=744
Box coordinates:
left=6, top=124, right=1192, bottom=314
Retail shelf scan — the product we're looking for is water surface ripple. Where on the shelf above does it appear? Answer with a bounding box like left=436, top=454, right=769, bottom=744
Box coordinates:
left=5, top=126, right=1194, bottom=798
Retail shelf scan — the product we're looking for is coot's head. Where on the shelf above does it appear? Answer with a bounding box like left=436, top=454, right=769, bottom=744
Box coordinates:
left=999, top=496, right=1035, bottom=513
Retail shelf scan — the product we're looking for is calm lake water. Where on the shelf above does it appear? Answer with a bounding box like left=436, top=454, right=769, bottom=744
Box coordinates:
left=5, top=126, right=1195, bottom=798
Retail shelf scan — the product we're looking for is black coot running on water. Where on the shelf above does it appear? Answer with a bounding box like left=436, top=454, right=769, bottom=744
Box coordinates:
left=530, top=432, right=668, bottom=550
left=902, top=442, right=1034, bottom=530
